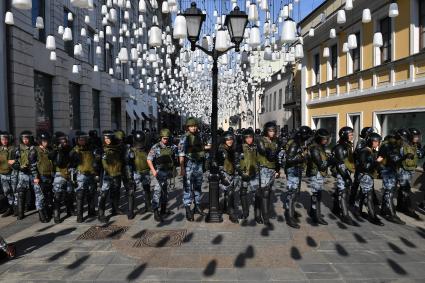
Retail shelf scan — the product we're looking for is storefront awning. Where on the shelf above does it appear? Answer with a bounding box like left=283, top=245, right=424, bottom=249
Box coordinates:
left=126, top=103, right=136, bottom=120
left=142, top=112, right=151, bottom=121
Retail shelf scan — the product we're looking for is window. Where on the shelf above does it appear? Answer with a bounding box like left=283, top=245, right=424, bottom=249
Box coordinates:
left=331, top=44, right=338, bottom=78
left=34, top=71, right=53, bottom=134
left=351, top=32, right=361, bottom=72
left=380, top=17, right=392, bottom=63
left=69, top=83, right=81, bottom=130
left=420, top=0, right=425, bottom=50
left=313, top=116, right=337, bottom=147
left=87, top=29, right=95, bottom=66
left=105, top=41, right=114, bottom=73
left=269, top=94, right=272, bottom=112
left=64, top=9, right=75, bottom=57
left=32, top=0, right=46, bottom=42
left=273, top=91, right=276, bottom=111
left=378, top=111, right=425, bottom=137
left=92, top=89, right=100, bottom=131
left=111, top=98, right=121, bottom=129
left=278, top=89, right=282, bottom=109
left=264, top=96, right=268, bottom=112
left=313, top=53, right=320, bottom=85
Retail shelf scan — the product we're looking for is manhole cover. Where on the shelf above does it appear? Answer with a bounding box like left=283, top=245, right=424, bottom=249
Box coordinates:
left=133, top=229, right=187, bottom=248
left=77, top=225, right=129, bottom=240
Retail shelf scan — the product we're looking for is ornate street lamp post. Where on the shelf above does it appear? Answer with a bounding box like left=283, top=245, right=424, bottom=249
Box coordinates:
left=183, top=2, right=248, bottom=223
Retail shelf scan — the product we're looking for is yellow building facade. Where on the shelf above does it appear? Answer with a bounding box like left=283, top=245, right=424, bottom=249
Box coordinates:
left=300, top=0, right=425, bottom=143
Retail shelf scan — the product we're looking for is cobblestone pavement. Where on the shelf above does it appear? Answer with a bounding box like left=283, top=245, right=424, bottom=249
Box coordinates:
left=1, top=174, right=425, bottom=282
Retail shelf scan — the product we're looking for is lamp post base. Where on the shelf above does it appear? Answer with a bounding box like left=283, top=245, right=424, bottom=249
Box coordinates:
left=206, top=172, right=223, bottom=223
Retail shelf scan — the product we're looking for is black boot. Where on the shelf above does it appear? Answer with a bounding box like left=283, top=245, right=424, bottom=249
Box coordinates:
left=332, top=191, right=341, bottom=216
left=154, top=208, right=163, bottom=222
left=240, top=188, right=249, bottom=220
left=227, top=191, right=239, bottom=223
left=161, top=202, right=173, bottom=217
left=1, top=205, right=14, bottom=218
left=353, top=190, right=365, bottom=219
left=261, top=188, right=271, bottom=225
left=221, top=191, right=229, bottom=214
left=53, top=192, right=63, bottom=224
left=110, top=191, right=124, bottom=216
left=17, top=192, right=25, bottom=220
left=185, top=206, right=194, bottom=221
left=310, top=192, right=328, bottom=225
left=381, top=190, right=405, bottom=225
left=397, top=186, right=420, bottom=219
left=254, top=194, right=263, bottom=224
left=127, top=189, right=135, bottom=220
left=86, top=192, right=96, bottom=217
left=65, top=192, right=76, bottom=217
left=192, top=204, right=205, bottom=216
left=76, top=191, right=84, bottom=223
left=339, top=190, right=354, bottom=225
left=25, top=189, right=35, bottom=212
left=98, top=192, right=107, bottom=223
left=38, top=208, right=49, bottom=223
left=13, top=205, right=18, bottom=217
left=143, top=185, right=152, bottom=213
left=285, top=193, right=300, bottom=229
left=366, top=191, right=384, bottom=225
left=349, top=176, right=360, bottom=207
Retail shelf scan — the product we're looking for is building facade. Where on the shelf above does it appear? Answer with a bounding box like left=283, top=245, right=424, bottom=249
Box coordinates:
left=300, top=0, right=425, bottom=144
left=3, top=0, right=165, bottom=136
left=259, top=66, right=301, bottom=131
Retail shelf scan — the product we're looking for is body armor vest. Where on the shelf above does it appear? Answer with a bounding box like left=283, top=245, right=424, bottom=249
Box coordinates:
left=102, top=145, right=122, bottom=177
left=221, top=145, right=235, bottom=175
left=75, top=146, right=96, bottom=174
left=19, top=144, right=30, bottom=171
left=0, top=147, right=11, bottom=174
left=155, top=146, right=174, bottom=171
left=240, top=144, right=257, bottom=177
left=36, top=147, right=53, bottom=176
left=307, top=143, right=328, bottom=177
left=133, top=148, right=149, bottom=173
left=186, top=133, right=205, bottom=161
left=257, top=137, right=278, bottom=169
left=344, top=143, right=355, bottom=173
left=402, top=143, right=418, bottom=171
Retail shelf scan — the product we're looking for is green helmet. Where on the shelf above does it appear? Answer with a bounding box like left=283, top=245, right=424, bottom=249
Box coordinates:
left=114, top=130, right=126, bottom=141
left=185, top=117, right=198, bottom=127
left=160, top=128, right=172, bottom=138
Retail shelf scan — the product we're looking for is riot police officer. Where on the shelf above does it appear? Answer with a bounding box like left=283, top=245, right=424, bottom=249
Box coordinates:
left=0, top=132, right=16, bottom=217
left=98, top=131, right=127, bottom=223
left=70, top=131, right=100, bottom=223
left=178, top=118, right=208, bottom=221
left=30, top=132, right=54, bottom=223
left=217, top=131, right=238, bottom=223
left=14, top=131, right=35, bottom=220
left=256, top=122, right=280, bottom=225
left=332, top=127, right=355, bottom=225
left=357, top=133, right=384, bottom=225
left=51, top=132, right=73, bottom=223
left=397, top=128, right=424, bottom=219
left=237, top=128, right=260, bottom=223
left=147, top=129, right=178, bottom=222
left=127, top=131, right=152, bottom=219
left=378, top=133, right=405, bottom=224
left=284, top=126, right=313, bottom=229
left=306, top=129, right=331, bottom=225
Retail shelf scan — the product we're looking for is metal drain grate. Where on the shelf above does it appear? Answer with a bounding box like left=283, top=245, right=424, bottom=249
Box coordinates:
left=133, top=229, right=187, bottom=248
left=77, top=225, right=129, bottom=240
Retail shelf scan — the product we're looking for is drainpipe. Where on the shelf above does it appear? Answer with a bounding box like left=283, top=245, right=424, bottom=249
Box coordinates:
left=0, top=0, right=10, bottom=132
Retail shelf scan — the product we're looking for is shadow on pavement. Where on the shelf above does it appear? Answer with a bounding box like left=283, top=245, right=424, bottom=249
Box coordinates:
left=234, top=245, right=254, bottom=268
left=127, top=263, right=147, bottom=280
left=203, top=259, right=217, bottom=277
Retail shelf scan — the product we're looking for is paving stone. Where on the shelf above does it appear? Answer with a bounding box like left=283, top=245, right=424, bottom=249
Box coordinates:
left=299, top=263, right=336, bottom=273
left=95, top=264, right=136, bottom=281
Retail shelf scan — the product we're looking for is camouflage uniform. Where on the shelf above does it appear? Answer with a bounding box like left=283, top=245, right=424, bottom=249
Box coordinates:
left=0, top=144, right=15, bottom=209
left=178, top=132, right=205, bottom=208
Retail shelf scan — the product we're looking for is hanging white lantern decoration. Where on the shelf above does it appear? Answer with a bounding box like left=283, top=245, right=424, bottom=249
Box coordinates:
left=282, top=5, right=289, bottom=19
left=49, top=51, right=57, bottom=61
left=309, top=28, right=315, bottom=37
left=347, top=34, right=357, bottom=49
left=323, top=47, right=330, bottom=58
left=329, top=28, right=336, bottom=39
left=337, top=10, right=346, bottom=24
left=173, top=15, right=187, bottom=39
left=71, top=0, right=91, bottom=9
left=96, top=46, right=102, bottom=55
left=12, top=0, right=32, bottom=10
left=139, top=0, right=147, bottom=12
left=119, top=47, right=129, bottom=63
left=46, top=35, right=56, bottom=50
left=130, top=48, right=138, bottom=62
left=68, top=12, right=73, bottom=22
left=162, top=1, right=169, bottom=13
left=373, top=32, right=383, bottom=47
left=148, top=48, right=157, bottom=62
left=81, top=27, right=87, bottom=37
left=248, top=3, right=259, bottom=22
left=362, top=9, right=372, bottom=23
left=281, top=18, right=297, bottom=43
left=109, top=8, right=117, bottom=23
left=342, top=42, right=349, bottom=53
left=58, top=25, right=64, bottom=35
left=106, top=25, right=112, bottom=35
left=345, top=0, right=353, bottom=11
left=35, top=17, right=44, bottom=29
left=249, top=25, right=261, bottom=48
left=295, top=44, right=304, bottom=58
left=149, top=25, right=162, bottom=47
left=63, top=27, right=73, bottom=41
left=389, top=2, right=399, bottom=17
left=101, top=5, right=108, bottom=15
left=72, top=65, right=79, bottom=74
left=260, top=0, right=268, bottom=11
left=84, top=15, right=90, bottom=24
left=94, top=65, right=99, bottom=72
left=124, top=11, right=130, bottom=21
left=5, top=11, right=14, bottom=25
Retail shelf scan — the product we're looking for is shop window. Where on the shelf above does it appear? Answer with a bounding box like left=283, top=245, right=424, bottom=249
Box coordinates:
left=313, top=116, right=337, bottom=147
left=34, top=71, right=53, bottom=134
left=32, top=0, right=46, bottom=42
left=111, top=98, right=121, bottom=129
left=352, top=32, right=361, bottom=72
left=69, top=83, right=81, bottom=130
left=378, top=111, right=425, bottom=137
left=331, top=44, right=338, bottom=79
left=313, top=53, right=320, bottom=85
left=380, top=17, right=392, bottom=63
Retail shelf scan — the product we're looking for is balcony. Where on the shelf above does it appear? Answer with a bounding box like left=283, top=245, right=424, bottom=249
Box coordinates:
left=306, top=51, right=425, bottom=105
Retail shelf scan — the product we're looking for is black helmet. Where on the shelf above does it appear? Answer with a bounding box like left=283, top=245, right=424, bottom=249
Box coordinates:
left=102, top=130, right=116, bottom=144
left=243, top=128, right=255, bottom=138
left=133, top=131, right=146, bottom=144
left=37, top=131, right=51, bottom=144
left=338, top=126, right=354, bottom=141
left=89, top=130, right=98, bottom=137
left=236, top=129, right=242, bottom=135
left=228, top=127, right=234, bottom=133
left=19, top=130, right=34, bottom=144
left=223, top=131, right=234, bottom=141
left=314, top=128, right=330, bottom=144
left=396, top=128, right=410, bottom=142
left=360, top=127, right=375, bottom=139
left=255, top=128, right=261, bottom=135
left=263, top=121, right=277, bottom=135
left=217, top=128, right=224, bottom=136
left=409, top=128, right=421, bottom=137
left=366, top=133, right=382, bottom=147
left=54, top=131, right=67, bottom=144
left=297, top=126, right=313, bottom=141
left=0, top=131, right=10, bottom=139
